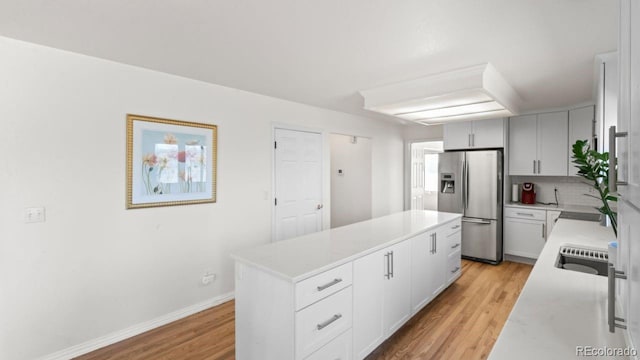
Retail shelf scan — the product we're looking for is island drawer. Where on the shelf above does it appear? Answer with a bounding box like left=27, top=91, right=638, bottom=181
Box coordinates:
left=447, top=231, right=461, bottom=255
left=443, top=219, right=462, bottom=237
left=295, top=286, right=353, bottom=359
left=304, top=329, right=352, bottom=360
left=447, top=250, right=462, bottom=283
left=504, top=207, right=546, bottom=221
left=295, top=262, right=352, bottom=310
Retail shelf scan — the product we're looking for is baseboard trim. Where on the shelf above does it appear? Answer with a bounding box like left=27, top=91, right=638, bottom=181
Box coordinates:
left=38, top=292, right=234, bottom=360
left=504, top=254, right=537, bottom=265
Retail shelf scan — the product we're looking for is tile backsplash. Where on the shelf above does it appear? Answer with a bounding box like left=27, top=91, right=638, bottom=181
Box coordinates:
left=510, top=176, right=601, bottom=208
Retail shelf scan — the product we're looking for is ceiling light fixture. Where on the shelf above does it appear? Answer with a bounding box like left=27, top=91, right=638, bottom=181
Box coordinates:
left=359, top=63, right=521, bottom=124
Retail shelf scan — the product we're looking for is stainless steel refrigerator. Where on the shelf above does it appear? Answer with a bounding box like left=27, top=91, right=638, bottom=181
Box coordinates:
left=437, top=150, right=503, bottom=264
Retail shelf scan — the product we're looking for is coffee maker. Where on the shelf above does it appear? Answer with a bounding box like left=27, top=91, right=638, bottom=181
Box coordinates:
left=521, top=182, right=536, bottom=204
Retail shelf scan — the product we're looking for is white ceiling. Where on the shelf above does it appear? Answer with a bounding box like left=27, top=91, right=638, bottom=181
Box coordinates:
left=0, top=0, right=618, bottom=123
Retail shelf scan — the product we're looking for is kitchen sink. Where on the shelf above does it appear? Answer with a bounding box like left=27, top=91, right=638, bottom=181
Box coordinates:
left=558, top=211, right=603, bottom=222
left=555, top=245, right=608, bottom=276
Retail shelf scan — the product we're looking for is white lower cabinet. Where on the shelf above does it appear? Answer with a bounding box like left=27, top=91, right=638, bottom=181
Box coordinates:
left=353, top=241, right=411, bottom=359
left=504, top=209, right=546, bottom=259
left=410, top=228, right=447, bottom=314
left=382, top=241, right=412, bottom=335
left=352, top=247, right=384, bottom=358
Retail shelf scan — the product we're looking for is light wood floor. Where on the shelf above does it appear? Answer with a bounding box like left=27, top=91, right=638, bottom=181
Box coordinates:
left=75, top=260, right=532, bottom=360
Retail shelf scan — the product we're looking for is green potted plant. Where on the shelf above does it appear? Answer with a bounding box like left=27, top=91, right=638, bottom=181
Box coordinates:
left=571, top=139, right=617, bottom=236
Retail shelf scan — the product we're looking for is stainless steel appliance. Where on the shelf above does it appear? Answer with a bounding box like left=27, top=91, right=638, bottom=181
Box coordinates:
left=438, top=150, right=503, bottom=264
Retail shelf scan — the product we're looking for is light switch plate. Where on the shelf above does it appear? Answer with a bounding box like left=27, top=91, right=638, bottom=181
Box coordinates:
left=24, top=207, right=45, bottom=223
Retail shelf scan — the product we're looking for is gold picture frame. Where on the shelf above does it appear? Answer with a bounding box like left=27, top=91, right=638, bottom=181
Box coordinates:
left=126, top=114, right=217, bottom=209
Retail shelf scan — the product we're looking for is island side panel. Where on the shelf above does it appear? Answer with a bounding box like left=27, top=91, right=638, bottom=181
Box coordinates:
left=235, top=261, right=295, bottom=360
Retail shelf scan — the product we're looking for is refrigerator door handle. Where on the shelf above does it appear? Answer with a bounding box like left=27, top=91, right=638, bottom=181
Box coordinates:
left=461, top=160, right=466, bottom=209
left=465, top=160, right=470, bottom=209
left=462, top=218, right=492, bottom=224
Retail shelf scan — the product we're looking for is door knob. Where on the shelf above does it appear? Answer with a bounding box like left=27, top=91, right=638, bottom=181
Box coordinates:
left=317, top=204, right=323, bottom=210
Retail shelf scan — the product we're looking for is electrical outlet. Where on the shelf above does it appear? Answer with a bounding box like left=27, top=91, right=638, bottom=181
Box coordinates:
left=201, top=271, right=216, bottom=285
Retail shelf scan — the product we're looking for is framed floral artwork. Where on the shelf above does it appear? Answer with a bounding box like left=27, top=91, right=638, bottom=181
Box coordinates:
left=126, top=114, right=217, bottom=209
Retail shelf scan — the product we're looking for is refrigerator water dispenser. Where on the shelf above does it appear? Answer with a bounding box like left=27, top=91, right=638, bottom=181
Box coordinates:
left=441, top=173, right=455, bottom=193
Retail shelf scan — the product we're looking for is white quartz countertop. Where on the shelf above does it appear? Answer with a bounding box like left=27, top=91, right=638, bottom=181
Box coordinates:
left=505, top=202, right=600, bottom=214
left=230, top=210, right=461, bottom=282
left=489, top=219, right=627, bottom=359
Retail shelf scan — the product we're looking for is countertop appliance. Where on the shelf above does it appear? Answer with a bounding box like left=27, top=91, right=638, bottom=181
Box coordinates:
left=438, top=150, right=503, bottom=264
left=521, top=182, right=536, bottom=204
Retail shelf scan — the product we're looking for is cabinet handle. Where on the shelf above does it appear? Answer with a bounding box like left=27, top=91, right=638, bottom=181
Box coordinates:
left=542, top=223, right=545, bottom=239
left=538, top=160, right=541, bottom=174
left=516, top=212, right=534, bottom=217
left=609, top=125, right=629, bottom=193
left=451, top=243, right=460, bottom=249
left=472, top=133, right=475, bottom=147
left=317, top=278, right=343, bottom=292
left=385, top=252, right=390, bottom=279
left=451, top=224, right=461, bottom=230
left=431, top=233, right=436, bottom=254
left=533, top=160, right=536, bottom=174
left=434, top=233, right=437, bottom=253
left=608, top=264, right=627, bottom=332
left=451, top=266, right=460, bottom=273
left=468, top=134, right=472, bottom=147
left=317, top=313, right=342, bottom=330
left=390, top=250, right=394, bottom=278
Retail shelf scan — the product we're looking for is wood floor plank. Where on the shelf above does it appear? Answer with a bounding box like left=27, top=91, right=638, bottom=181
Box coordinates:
left=75, top=260, right=531, bottom=360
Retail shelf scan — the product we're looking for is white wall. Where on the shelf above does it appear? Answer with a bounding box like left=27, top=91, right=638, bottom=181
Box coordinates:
left=330, top=134, right=372, bottom=228
left=0, top=36, right=405, bottom=360
left=403, top=123, right=443, bottom=141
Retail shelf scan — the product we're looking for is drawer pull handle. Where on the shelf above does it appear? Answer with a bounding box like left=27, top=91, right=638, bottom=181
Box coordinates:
left=451, top=225, right=461, bottom=229
left=451, top=266, right=460, bottom=273
left=451, top=243, right=460, bottom=249
left=317, top=313, right=342, bottom=330
left=516, top=212, right=534, bottom=217
left=317, top=278, right=343, bottom=292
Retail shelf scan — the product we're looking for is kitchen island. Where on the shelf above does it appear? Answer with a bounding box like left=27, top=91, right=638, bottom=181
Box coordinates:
left=489, top=218, right=628, bottom=359
left=231, top=210, right=462, bottom=360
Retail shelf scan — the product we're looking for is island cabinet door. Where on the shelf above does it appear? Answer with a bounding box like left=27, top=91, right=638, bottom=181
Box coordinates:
left=410, top=227, right=446, bottom=315
left=383, top=240, right=412, bottom=335
left=352, top=240, right=411, bottom=360
left=352, top=247, right=386, bottom=359
left=410, top=230, right=434, bottom=314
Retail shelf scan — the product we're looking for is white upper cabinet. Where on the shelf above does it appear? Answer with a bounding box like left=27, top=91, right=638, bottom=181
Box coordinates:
left=509, top=112, right=568, bottom=176
left=443, top=121, right=473, bottom=150
left=443, top=118, right=504, bottom=150
left=509, top=115, right=538, bottom=175
left=568, top=106, right=595, bottom=176
left=537, top=111, right=569, bottom=176
left=472, top=118, right=505, bottom=148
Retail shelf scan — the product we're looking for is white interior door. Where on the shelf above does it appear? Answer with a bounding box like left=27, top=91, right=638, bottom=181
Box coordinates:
left=274, top=128, right=322, bottom=242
